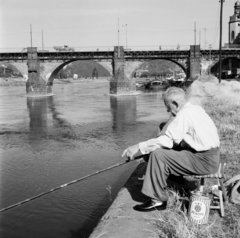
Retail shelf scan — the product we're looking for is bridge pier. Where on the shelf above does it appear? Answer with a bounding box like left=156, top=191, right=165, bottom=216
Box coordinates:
left=26, top=47, right=52, bottom=97
left=188, top=45, right=201, bottom=80
left=110, top=46, right=136, bottom=94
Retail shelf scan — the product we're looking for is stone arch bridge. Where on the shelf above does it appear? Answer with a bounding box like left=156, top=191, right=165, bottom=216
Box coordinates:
left=0, top=45, right=239, bottom=95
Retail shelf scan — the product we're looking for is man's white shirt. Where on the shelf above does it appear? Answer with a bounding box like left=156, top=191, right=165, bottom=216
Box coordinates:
left=139, top=102, right=220, bottom=154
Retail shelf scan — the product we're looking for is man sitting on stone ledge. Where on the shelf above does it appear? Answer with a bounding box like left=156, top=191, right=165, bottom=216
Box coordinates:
left=122, top=87, right=220, bottom=212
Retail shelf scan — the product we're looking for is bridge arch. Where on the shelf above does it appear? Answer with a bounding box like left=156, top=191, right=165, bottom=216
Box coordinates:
left=162, top=58, right=187, bottom=75
left=46, top=61, right=70, bottom=85
left=205, top=57, right=240, bottom=75
left=125, top=58, right=187, bottom=79
left=42, top=59, right=112, bottom=85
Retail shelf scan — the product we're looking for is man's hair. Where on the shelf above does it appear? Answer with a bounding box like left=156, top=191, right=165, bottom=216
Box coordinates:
left=163, top=87, right=186, bottom=104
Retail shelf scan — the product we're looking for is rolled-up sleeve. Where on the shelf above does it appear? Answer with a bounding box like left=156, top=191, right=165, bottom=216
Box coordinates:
left=139, top=135, right=173, bottom=154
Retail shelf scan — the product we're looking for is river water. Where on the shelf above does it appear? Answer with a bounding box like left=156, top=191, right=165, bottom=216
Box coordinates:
left=0, top=80, right=169, bottom=238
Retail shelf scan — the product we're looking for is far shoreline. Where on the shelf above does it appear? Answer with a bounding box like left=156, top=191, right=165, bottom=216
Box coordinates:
left=0, top=77, right=111, bottom=87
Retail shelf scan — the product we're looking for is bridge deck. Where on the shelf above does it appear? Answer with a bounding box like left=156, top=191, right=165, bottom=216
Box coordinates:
left=0, top=49, right=240, bottom=61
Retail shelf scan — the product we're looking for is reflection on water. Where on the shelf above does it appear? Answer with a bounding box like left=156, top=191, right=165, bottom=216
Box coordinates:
left=27, top=96, right=71, bottom=131
left=0, top=83, right=169, bottom=238
left=110, top=96, right=136, bottom=131
left=27, top=97, right=52, bottom=140
left=110, top=96, right=138, bottom=150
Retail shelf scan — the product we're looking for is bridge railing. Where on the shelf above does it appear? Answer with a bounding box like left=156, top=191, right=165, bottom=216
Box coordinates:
left=0, top=44, right=227, bottom=53
left=127, top=45, right=191, bottom=51
left=0, top=46, right=116, bottom=53
left=0, top=47, right=28, bottom=53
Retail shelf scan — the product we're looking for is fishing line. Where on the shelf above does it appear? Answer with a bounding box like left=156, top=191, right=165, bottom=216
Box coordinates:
left=0, top=156, right=143, bottom=213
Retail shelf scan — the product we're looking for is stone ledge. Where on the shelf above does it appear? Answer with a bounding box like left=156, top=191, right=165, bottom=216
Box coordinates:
left=89, top=162, right=159, bottom=238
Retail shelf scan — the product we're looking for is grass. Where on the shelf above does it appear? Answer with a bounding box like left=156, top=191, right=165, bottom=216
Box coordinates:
left=152, top=190, right=240, bottom=238
left=153, top=76, right=240, bottom=238
left=187, top=77, right=240, bottom=176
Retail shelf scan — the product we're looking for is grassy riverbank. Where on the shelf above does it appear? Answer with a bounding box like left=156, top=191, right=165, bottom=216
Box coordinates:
left=154, top=75, right=240, bottom=238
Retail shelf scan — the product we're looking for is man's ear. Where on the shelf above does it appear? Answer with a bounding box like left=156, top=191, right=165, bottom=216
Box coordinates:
left=172, top=101, right=178, bottom=108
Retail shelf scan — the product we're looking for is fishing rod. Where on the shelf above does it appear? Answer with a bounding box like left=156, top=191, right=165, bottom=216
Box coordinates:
left=0, top=155, right=145, bottom=213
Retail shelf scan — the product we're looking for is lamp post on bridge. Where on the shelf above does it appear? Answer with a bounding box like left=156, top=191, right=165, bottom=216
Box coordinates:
left=122, top=24, right=128, bottom=49
left=203, top=27, right=207, bottom=49
left=199, top=30, right=201, bottom=47
left=118, top=18, right=120, bottom=57
left=219, top=0, right=225, bottom=83
left=209, top=44, right=212, bottom=61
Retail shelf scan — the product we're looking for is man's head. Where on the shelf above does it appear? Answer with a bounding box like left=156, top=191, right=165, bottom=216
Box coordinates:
left=163, top=87, right=187, bottom=116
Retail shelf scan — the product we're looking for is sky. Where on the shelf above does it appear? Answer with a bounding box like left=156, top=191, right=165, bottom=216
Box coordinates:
left=0, top=0, right=238, bottom=51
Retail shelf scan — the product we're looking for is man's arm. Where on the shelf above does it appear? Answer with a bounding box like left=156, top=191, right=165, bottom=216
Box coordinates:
left=122, top=118, right=175, bottom=159
left=138, top=111, right=189, bottom=154
left=138, top=135, right=173, bottom=154
left=122, top=134, right=174, bottom=160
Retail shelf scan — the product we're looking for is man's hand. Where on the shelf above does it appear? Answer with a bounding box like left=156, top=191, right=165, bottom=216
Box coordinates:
left=121, top=144, right=140, bottom=160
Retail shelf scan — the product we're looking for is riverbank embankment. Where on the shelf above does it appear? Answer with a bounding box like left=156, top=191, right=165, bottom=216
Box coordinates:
left=89, top=160, right=161, bottom=238
left=90, top=75, right=240, bottom=238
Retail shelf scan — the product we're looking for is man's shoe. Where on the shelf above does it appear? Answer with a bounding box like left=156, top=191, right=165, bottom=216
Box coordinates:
left=133, top=199, right=167, bottom=212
